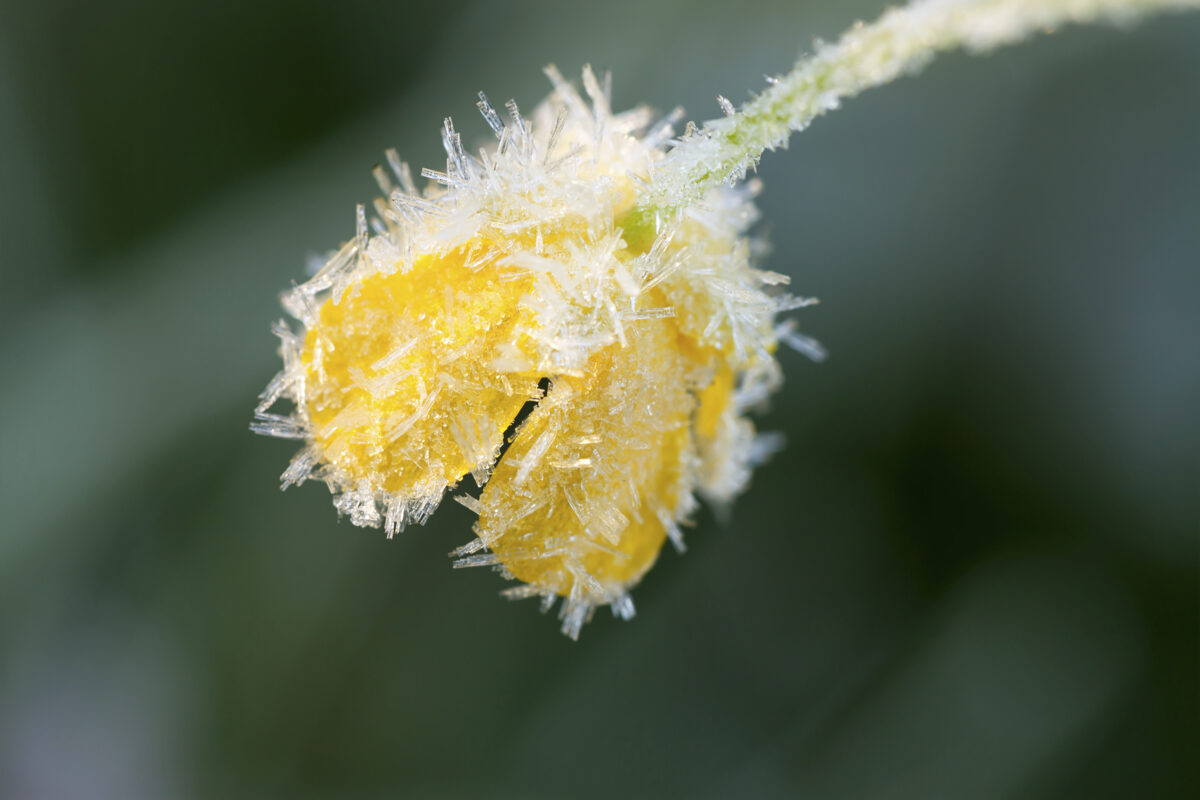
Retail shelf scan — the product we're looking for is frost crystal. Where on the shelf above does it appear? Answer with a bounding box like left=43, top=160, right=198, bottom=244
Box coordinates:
left=254, top=66, right=806, bottom=637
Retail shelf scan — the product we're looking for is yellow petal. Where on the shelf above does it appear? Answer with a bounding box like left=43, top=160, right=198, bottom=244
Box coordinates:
left=301, top=243, right=543, bottom=498
left=473, top=316, right=698, bottom=603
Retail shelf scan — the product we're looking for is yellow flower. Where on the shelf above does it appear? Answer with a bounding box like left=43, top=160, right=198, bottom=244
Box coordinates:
left=254, top=0, right=1200, bottom=637
left=253, top=66, right=811, bottom=638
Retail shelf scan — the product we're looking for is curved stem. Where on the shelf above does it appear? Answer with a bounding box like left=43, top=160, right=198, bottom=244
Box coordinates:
left=646, top=0, right=1199, bottom=211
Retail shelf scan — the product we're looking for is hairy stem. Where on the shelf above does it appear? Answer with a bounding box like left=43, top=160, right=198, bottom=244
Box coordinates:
left=647, top=0, right=1199, bottom=211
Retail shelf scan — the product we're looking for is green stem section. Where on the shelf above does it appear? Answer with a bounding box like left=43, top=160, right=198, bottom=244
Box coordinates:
left=641, top=0, right=1199, bottom=215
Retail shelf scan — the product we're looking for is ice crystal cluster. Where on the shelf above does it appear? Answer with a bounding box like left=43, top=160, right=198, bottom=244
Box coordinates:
left=254, top=67, right=812, bottom=638
left=255, top=0, right=1198, bottom=637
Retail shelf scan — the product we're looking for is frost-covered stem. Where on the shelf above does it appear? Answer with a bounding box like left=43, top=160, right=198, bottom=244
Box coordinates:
left=648, top=0, right=1200, bottom=210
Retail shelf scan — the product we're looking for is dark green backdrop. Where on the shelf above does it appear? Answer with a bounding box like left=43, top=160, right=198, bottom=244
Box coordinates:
left=1, top=1, right=1196, bottom=797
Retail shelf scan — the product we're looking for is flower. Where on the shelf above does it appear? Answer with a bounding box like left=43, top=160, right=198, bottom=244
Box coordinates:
left=253, top=66, right=810, bottom=637
left=255, top=0, right=1196, bottom=638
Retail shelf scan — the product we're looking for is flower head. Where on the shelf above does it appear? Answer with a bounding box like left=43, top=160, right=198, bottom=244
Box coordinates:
left=256, top=0, right=1200, bottom=637
left=254, top=66, right=808, bottom=637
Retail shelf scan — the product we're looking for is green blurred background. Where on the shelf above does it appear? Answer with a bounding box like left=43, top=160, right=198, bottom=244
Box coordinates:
left=1, top=1, right=1197, bottom=797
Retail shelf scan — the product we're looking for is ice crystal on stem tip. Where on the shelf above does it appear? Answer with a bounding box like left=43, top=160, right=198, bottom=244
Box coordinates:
left=255, top=0, right=1199, bottom=638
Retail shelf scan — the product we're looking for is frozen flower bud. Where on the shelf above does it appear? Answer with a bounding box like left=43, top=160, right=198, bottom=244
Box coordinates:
left=254, top=66, right=809, bottom=638
left=256, top=0, right=1197, bottom=637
